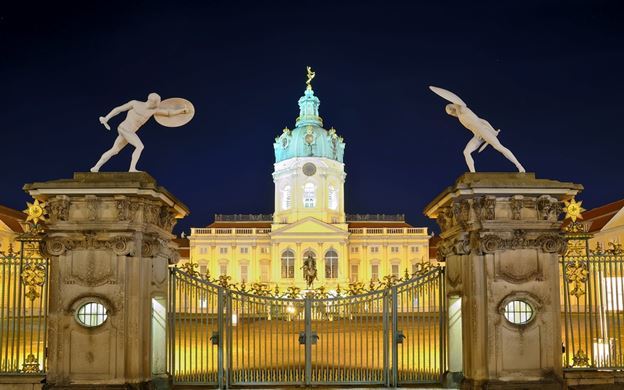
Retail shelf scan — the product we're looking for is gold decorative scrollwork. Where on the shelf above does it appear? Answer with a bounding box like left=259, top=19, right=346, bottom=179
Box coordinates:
left=21, top=353, right=39, bottom=373
left=21, top=263, right=46, bottom=301
left=564, top=259, right=589, bottom=298
left=572, top=349, right=589, bottom=367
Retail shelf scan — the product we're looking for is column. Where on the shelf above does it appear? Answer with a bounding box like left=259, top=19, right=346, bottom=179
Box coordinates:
left=424, top=173, right=581, bottom=389
left=25, top=172, right=188, bottom=389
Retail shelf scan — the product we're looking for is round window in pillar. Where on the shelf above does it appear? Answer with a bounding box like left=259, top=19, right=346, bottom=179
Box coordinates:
left=503, top=299, right=534, bottom=325
left=75, top=302, right=109, bottom=328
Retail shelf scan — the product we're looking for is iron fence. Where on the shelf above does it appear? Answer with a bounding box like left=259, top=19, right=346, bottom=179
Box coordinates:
left=561, top=226, right=624, bottom=370
left=168, top=266, right=446, bottom=387
left=0, top=235, right=49, bottom=375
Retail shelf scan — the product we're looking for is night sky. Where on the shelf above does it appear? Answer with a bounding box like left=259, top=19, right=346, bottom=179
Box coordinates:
left=1, top=1, right=623, bottom=235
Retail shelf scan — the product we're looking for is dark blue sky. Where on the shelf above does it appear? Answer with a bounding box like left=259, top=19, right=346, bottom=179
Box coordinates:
left=1, top=1, right=623, bottom=234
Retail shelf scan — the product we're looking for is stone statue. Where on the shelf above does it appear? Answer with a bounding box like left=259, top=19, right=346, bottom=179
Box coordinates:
left=301, top=253, right=318, bottom=287
left=91, top=93, right=194, bottom=173
left=429, top=86, right=525, bottom=173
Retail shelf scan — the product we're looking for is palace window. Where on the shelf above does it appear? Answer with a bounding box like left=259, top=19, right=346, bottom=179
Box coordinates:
left=260, top=247, right=270, bottom=254
left=220, top=263, right=228, bottom=276
left=371, top=264, right=379, bottom=281
left=410, top=246, right=420, bottom=253
left=200, top=264, right=207, bottom=275
left=328, top=186, right=338, bottom=210
left=260, top=262, right=270, bottom=282
left=325, top=249, right=338, bottom=279
left=391, top=264, right=399, bottom=277
left=370, top=246, right=379, bottom=253
left=281, top=249, right=295, bottom=279
left=350, top=264, right=359, bottom=283
left=219, top=247, right=228, bottom=254
left=281, top=186, right=292, bottom=210
left=240, top=247, right=249, bottom=254
left=503, top=300, right=534, bottom=325
left=240, top=264, right=248, bottom=283
left=304, top=183, right=316, bottom=208
left=390, top=246, right=399, bottom=253
left=199, top=247, right=208, bottom=254
left=350, top=246, right=359, bottom=253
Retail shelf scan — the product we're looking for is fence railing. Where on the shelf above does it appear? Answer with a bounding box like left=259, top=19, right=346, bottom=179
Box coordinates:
left=561, top=229, right=624, bottom=370
left=0, top=235, right=49, bottom=375
left=168, top=266, right=446, bottom=387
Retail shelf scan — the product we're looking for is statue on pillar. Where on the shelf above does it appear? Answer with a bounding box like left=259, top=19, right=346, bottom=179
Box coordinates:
left=429, top=86, right=525, bottom=173
left=91, top=93, right=195, bottom=173
left=301, top=253, right=318, bottom=287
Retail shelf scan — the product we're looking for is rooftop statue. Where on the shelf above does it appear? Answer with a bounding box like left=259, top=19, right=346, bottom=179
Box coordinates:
left=91, top=93, right=194, bottom=173
left=429, top=86, right=525, bottom=173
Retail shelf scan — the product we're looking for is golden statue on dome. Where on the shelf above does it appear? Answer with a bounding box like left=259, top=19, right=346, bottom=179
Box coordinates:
left=306, top=66, right=315, bottom=90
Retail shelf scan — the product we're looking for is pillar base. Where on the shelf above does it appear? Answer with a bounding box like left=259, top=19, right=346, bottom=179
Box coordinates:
left=461, top=375, right=563, bottom=389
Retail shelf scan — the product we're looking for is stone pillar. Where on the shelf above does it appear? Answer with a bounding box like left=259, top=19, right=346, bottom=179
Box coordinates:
left=24, top=173, right=189, bottom=389
left=424, top=173, right=582, bottom=389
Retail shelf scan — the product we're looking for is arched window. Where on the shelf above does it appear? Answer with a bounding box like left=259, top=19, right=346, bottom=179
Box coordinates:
left=325, top=249, right=338, bottom=279
left=328, top=186, right=338, bottom=210
left=281, top=249, right=295, bottom=279
left=281, top=185, right=292, bottom=210
left=303, top=183, right=316, bottom=208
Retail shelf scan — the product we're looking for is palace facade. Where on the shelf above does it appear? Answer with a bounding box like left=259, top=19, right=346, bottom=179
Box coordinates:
left=186, top=73, right=431, bottom=290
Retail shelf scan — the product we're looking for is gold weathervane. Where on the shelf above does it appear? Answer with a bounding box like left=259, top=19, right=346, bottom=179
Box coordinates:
left=306, top=66, right=315, bottom=90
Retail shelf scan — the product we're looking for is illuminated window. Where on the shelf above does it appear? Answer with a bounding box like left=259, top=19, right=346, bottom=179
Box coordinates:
left=603, top=277, right=624, bottom=311
left=328, top=186, right=338, bottom=210
left=281, top=249, right=295, bottom=279
left=220, top=263, right=228, bottom=276
left=76, top=302, right=108, bottom=328
left=351, top=246, right=359, bottom=253
left=391, top=264, right=399, bottom=277
left=410, top=246, right=420, bottom=253
left=240, top=247, right=249, bottom=254
left=371, top=264, right=379, bottom=281
left=350, top=264, right=359, bottom=282
left=325, top=249, right=338, bottom=279
left=281, top=186, right=292, bottom=210
left=503, top=300, right=534, bottom=325
left=304, top=183, right=316, bottom=208
left=199, top=264, right=207, bottom=275
left=260, top=247, right=269, bottom=254
left=219, top=247, right=228, bottom=254
left=370, top=246, right=379, bottom=253
left=260, top=262, right=270, bottom=282
left=240, top=264, right=248, bottom=283
left=199, top=247, right=208, bottom=254
left=390, top=246, right=399, bottom=253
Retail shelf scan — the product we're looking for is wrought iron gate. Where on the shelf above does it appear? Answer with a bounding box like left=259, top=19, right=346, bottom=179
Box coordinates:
left=168, top=266, right=446, bottom=387
left=0, top=230, right=49, bottom=374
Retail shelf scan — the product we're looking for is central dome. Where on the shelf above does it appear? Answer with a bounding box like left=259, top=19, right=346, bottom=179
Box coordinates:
left=274, top=86, right=345, bottom=163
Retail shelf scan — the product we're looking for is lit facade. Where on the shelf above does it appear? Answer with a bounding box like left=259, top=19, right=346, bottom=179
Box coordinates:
left=187, top=76, right=431, bottom=289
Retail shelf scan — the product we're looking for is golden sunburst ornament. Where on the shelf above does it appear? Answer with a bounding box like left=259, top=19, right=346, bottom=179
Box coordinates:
left=563, top=198, right=585, bottom=222
left=24, top=199, right=47, bottom=225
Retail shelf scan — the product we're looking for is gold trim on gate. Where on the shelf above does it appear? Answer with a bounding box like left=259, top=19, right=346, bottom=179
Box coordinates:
left=564, top=259, right=589, bottom=298
left=21, top=353, right=40, bottom=373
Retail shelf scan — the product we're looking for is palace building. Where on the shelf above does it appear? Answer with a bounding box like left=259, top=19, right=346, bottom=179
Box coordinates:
left=186, top=71, right=431, bottom=290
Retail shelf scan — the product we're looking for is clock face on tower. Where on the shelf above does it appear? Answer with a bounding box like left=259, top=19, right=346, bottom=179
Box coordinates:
left=302, top=162, right=317, bottom=176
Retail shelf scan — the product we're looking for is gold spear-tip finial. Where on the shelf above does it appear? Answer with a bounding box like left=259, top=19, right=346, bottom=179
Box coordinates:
left=306, top=66, right=315, bottom=90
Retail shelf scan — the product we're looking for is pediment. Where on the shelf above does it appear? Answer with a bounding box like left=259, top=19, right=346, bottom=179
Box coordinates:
left=271, top=217, right=348, bottom=236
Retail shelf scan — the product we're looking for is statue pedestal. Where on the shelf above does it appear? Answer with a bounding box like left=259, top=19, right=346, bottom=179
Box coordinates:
left=24, top=172, right=188, bottom=389
left=425, top=173, right=582, bottom=389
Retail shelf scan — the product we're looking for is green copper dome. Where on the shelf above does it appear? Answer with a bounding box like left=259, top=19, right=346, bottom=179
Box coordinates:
left=274, top=86, right=346, bottom=163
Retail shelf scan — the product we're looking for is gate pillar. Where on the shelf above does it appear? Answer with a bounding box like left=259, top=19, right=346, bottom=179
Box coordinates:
left=424, top=173, right=581, bottom=389
left=24, top=172, right=188, bottom=389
